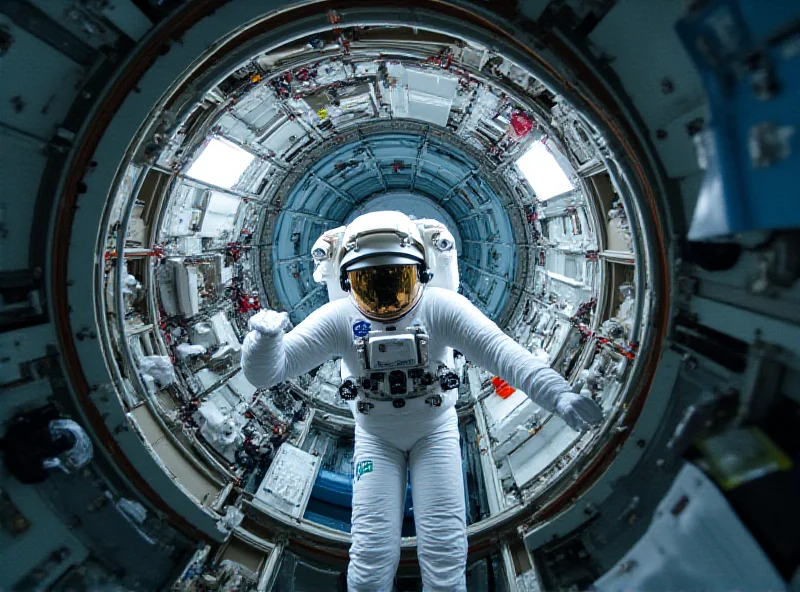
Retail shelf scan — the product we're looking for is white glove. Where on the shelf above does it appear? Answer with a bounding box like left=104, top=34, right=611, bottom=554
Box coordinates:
left=248, top=310, right=290, bottom=338
left=554, top=392, right=604, bottom=432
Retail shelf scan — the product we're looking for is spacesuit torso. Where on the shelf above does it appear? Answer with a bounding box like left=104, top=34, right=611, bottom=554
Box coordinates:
left=338, top=293, right=459, bottom=430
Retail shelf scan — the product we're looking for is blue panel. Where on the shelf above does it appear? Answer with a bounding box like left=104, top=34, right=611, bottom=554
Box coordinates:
left=304, top=502, right=352, bottom=533
left=677, top=0, right=800, bottom=238
left=309, top=469, right=415, bottom=517
left=303, top=469, right=416, bottom=532
left=272, top=132, right=517, bottom=321
left=311, top=469, right=353, bottom=507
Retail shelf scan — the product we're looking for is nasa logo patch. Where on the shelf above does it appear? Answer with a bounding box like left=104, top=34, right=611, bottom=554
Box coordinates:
left=352, top=320, right=371, bottom=338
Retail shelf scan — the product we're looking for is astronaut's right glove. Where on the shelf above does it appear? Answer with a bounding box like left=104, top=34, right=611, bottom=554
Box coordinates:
left=248, top=309, right=290, bottom=338
left=554, top=392, right=604, bottom=432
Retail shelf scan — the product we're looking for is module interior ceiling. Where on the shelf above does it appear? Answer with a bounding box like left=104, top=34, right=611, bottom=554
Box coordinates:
left=98, top=18, right=649, bottom=549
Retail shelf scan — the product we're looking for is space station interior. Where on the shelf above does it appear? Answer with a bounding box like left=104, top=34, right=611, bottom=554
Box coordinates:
left=1, top=0, right=799, bottom=591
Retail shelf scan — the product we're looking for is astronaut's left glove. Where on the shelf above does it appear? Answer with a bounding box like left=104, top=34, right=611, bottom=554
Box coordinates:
left=554, top=392, right=604, bottom=432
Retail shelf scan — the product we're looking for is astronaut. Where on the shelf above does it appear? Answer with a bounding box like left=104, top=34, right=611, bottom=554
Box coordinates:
left=242, top=211, right=603, bottom=592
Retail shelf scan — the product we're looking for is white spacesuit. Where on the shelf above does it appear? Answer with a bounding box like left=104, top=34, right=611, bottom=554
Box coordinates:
left=242, top=211, right=603, bottom=592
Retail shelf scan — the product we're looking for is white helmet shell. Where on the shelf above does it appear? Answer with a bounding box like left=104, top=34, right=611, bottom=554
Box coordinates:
left=311, top=212, right=460, bottom=303
left=339, top=211, right=426, bottom=273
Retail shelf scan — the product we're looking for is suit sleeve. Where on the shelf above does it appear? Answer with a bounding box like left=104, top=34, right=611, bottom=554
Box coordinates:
left=241, top=301, right=345, bottom=389
left=429, top=288, right=569, bottom=413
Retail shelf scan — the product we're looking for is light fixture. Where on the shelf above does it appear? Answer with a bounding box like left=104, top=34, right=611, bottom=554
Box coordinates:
left=516, top=141, right=574, bottom=201
left=186, top=137, right=255, bottom=189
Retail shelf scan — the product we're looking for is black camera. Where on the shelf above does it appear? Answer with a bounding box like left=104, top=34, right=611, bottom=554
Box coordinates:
left=339, top=379, right=358, bottom=400
left=437, top=366, right=460, bottom=391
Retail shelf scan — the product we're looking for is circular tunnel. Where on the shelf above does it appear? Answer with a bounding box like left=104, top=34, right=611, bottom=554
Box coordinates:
left=56, top=0, right=666, bottom=574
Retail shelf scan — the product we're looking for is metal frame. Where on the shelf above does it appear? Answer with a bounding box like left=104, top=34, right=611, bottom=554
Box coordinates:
left=48, top=0, right=671, bottom=558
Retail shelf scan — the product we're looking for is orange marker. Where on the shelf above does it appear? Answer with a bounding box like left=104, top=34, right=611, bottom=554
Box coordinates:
left=491, top=377, right=516, bottom=398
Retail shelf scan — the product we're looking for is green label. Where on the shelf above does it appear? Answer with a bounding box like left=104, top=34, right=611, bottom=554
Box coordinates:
left=355, top=460, right=373, bottom=481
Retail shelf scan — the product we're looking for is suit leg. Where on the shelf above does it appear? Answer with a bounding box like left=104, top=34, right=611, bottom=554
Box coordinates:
left=408, top=413, right=467, bottom=592
left=348, top=425, right=407, bottom=592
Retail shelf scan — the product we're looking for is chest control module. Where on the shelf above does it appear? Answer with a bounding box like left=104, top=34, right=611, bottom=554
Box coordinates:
left=338, top=325, right=461, bottom=411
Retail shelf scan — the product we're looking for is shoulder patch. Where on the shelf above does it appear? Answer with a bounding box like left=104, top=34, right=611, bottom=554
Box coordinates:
left=352, top=319, right=371, bottom=338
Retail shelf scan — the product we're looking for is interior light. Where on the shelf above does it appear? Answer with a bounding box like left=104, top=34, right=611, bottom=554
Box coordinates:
left=516, top=141, right=574, bottom=201
left=186, top=137, right=255, bottom=189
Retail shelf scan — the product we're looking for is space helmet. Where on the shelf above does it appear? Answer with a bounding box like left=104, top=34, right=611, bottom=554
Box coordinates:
left=338, top=211, right=432, bottom=322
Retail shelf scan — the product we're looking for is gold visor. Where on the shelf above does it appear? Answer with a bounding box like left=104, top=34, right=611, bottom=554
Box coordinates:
left=348, top=265, right=422, bottom=321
